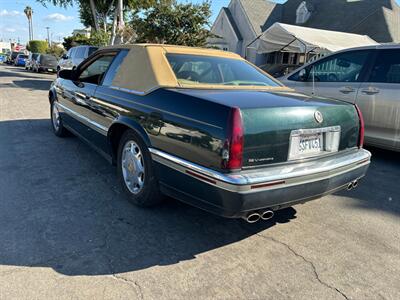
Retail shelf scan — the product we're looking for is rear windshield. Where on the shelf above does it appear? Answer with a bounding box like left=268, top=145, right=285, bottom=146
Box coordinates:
left=88, top=47, right=98, bottom=56
left=20, top=55, right=28, bottom=59
left=166, top=54, right=280, bottom=87
left=41, top=55, right=57, bottom=63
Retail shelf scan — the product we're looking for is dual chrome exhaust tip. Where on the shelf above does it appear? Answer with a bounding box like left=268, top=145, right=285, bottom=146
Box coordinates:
left=243, top=210, right=274, bottom=223
left=244, top=179, right=359, bottom=223
left=347, top=179, right=359, bottom=191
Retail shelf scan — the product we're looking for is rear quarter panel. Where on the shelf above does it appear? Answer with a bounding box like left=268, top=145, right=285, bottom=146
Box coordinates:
left=94, top=87, right=230, bottom=170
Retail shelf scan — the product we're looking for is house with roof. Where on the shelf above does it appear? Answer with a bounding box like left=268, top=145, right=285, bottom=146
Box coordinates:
left=208, top=0, right=400, bottom=67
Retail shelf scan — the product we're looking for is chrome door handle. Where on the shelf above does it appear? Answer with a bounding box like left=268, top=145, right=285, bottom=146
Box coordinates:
left=339, top=86, right=355, bottom=94
left=361, top=87, right=380, bottom=95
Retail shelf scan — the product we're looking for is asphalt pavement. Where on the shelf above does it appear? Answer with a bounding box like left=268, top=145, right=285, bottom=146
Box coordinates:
left=0, top=64, right=399, bottom=300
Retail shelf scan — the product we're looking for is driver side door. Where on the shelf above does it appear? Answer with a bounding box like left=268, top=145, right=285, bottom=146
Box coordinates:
left=58, top=51, right=117, bottom=147
left=284, top=50, right=372, bottom=103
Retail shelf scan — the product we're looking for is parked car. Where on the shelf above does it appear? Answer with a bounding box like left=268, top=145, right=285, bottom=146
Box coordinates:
left=25, top=52, right=40, bottom=70
left=32, top=54, right=58, bottom=73
left=280, top=44, right=400, bottom=151
left=50, top=44, right=371, bottom=222
left=14, top=54, right=28, bottom=67
left=7, top=51, right=20, bottom=64
left=261, top=63, right=301, bottom=78
left=57, top=45, right=98, bottom=72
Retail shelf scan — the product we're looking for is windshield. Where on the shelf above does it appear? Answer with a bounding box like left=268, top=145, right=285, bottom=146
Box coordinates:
left=166, top=54, right=280, bottom=87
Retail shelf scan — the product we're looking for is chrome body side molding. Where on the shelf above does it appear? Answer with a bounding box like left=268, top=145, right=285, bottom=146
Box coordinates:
left=56, top=102, right=108, bottom=136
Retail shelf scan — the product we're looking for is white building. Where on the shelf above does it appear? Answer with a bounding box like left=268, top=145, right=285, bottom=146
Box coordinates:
left=0, top=42, right=12, bottom=54
left=72, top=27, right=91, bottom=38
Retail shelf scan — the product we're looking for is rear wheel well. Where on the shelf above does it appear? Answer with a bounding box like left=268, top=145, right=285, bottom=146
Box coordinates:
left=109, top=124, right=132, bottom=165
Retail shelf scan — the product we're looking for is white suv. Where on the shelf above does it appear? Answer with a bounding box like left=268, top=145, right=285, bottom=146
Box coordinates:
left=280, top=44, right=400, bottom=151
left=57, top=45, right=98, bottom=72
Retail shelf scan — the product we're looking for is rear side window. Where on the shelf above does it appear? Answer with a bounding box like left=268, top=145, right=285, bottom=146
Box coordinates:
left=289, top=50, right=370, bottom=82
left=102, top=50, right=129, bottom=86
left=368, top=49, right=400, bottom=83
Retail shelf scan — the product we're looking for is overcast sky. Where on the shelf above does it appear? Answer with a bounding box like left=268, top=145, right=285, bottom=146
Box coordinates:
left=0, top=0, right=392, bottom=44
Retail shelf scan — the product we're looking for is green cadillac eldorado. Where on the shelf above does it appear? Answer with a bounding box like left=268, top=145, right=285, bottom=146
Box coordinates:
left=50, top=44, right=371, bottom=223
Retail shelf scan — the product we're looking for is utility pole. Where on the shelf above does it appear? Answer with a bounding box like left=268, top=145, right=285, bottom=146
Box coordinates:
left=46, top=27, right=50, bottom=46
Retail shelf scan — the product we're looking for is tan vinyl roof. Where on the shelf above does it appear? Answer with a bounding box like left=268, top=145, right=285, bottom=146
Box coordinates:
left=110, top=44, right=288, bottom=95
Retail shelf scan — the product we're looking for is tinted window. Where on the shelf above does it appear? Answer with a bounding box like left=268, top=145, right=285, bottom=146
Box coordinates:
left=368, top=49, right=400, bottom=83
left=79, top=54, right=115, bottom=85
left=75, top=47, right=85, bottom=58
left=87, top=47, right=98, bottom=57
left=166, top=54, right=280, bottom=86
left=289, top=50, right=369, bottom=82
left=102, top=50, right=128, bottom=86
left=69, top=48, right=76, bottom=58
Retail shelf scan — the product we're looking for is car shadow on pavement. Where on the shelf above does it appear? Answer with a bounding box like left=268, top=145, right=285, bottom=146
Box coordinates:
left=0, top=68, right=52, bottom=80
left=0, top=119, right=297, bottom=276
left=12, top=79, right=53, bottom=91
left=337, top=146, right=400, bottom=216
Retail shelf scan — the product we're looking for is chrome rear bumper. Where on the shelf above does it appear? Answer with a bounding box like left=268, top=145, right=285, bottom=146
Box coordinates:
left=150, top=148, right=371, bottom=217
left=150, top=148, right=371, bottom=193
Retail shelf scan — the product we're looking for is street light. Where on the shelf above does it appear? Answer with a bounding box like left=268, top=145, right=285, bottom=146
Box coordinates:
left=46, top=27, right=50, bottom=46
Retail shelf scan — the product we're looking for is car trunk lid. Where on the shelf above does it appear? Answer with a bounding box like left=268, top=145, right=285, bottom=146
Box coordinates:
left=172, top=89, right=360, bottom=168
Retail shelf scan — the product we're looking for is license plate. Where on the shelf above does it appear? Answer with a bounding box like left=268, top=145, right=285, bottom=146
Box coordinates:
left=299, top=134, right=322, bottom=154
left=48, top=69, right=53, bottom=72
left=288, top=126, right=341, bottom=160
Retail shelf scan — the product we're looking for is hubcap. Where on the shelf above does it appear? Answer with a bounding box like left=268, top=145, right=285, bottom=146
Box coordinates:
left=121, top=141, right=145, bottom=194
left=52, top=103, right=60, bottom=131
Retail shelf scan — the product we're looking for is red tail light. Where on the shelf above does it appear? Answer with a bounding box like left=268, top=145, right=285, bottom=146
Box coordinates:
left=355, top=104, right=364, bottom=148
left=222, top=107, right=244, bottom=170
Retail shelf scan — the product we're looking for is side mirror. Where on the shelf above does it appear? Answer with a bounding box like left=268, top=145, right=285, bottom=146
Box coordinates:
left=62, top=54, right=68, bottom=59
left=58, top=69, right=74, bottom=80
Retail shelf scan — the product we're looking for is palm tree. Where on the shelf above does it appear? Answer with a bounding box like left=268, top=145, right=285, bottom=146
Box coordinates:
left=24, top=6, right=33, bottom=41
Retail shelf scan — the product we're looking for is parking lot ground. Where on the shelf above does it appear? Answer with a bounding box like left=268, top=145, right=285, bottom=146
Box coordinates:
left=0, top=64, right=399, bottom=300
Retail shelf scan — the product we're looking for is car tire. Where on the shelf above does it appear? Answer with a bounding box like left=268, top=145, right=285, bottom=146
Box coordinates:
left=117, top=130, right=163, bottom=207
left=50, top=101, right=68, bottom=137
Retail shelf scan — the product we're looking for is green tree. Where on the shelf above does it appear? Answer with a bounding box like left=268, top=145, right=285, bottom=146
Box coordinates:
left=62, top=32, right=110, bottom=50
left=37, top=0, right=156, bottom=44
left=46, top=44, right=65, bottom=58
left=88, top=31, right=110, bottom=47
left=27, top=40, right=48, bottom=53
left=62, top=34, right=90, bottom=50
left=131, top=0, right=212, bottom=47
